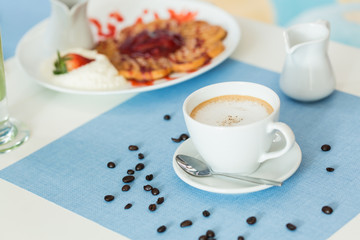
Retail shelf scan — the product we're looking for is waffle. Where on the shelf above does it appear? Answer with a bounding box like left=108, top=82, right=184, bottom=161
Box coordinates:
left=96, top=19, right=227, bottom=81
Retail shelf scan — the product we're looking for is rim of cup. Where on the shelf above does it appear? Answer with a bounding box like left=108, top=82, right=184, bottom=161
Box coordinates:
left=183, top=81, right=280, bottom=128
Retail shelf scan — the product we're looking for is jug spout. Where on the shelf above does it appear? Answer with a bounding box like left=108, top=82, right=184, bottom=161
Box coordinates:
left=316, top=19, right=330, bottom=31
left=284, top=19, right=330, bottom=54
left=283, top=30, right=295, bottom=54
left=52, top=0, right=85, bottom=10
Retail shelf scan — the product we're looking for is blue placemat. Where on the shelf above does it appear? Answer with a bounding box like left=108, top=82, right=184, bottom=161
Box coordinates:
left=1, top=59, right=360, bottom=240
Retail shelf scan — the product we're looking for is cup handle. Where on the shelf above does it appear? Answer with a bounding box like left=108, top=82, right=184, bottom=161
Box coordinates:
left=258, top=122, right=295, bottom=163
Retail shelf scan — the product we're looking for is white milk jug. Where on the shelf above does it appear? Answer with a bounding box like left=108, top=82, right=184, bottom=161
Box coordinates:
left=279, top=20, right=336, bottom=102
left=46, top=0, right=94, bottom=55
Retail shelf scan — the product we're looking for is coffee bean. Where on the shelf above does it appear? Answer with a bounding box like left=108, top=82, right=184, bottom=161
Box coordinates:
left=321, top=144, right=331, bottom=151
left=322, top=206, right=333, bottom=214
left=128, top=145, right=139, bottom=151
left=286, top=223, right=297, bottom=231
left=135, top=163, right=145, bottom=171
left=157, top=225, right=166, bottom=233
left=202, top=210, right=210, bottom=217
left=146, top=174, right=153, bottom=181
left=157, top=197, right=164, bottom=205
left=206, top=230, right=215, bottom=238
left=149, top=204, right=157, bottom=211
left=180, top=133, right=189, bottom=140
left=180, top=220, right=192, bottom=227
left=124, top=203, right=132, bottom=209
left=122, top=185, right=131, bottom=192
left=171, top=137, right=182, bottom=143
left=237, top=236, right=245, bottom=240
left=199, top=235, right=208, bottom=240
left=144, top=185, right=153, bottom=191
left=151, top=188, right=160, bottom=195
left=246, top=216, right=257, bottom=225
left=326, top=167, right=335, bottom=172
left=127, top=169, right=135, bottom=175
left=138, top=153, right=144, bottom=159
left=171, top=133, right=190, bottom=142
left=122, top=175, right=135, bottom=183
left=104, top=195, right=114, bottom=202
left=164, top=114, right=171, bottom=120
left=107, top=162, right=116, bottom=168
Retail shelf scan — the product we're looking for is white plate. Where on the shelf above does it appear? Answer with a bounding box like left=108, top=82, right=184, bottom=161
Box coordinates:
left=173, top=138, right=302, bottom=194
left=15, top=0, right=240, bottom=95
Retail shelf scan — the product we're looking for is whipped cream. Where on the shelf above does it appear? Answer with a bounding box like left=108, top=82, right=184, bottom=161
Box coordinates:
left=43, top=48, right=128, bottom=91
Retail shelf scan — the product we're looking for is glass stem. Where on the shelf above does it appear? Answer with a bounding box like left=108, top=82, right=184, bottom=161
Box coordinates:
left=0, top=97, right=16, bottom=144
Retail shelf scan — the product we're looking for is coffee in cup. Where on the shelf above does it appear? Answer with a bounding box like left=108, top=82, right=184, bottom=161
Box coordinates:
left=190, top=95, right=274, bottom=127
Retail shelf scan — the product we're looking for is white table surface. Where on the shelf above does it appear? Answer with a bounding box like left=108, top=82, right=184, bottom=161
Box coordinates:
left=1, top=17, right=360, bottom=240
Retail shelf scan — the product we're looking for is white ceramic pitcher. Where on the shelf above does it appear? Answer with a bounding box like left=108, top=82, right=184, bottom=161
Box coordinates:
left=46, top=0, right=94, bottom=55
left=279, top=20, right=336, bottom=102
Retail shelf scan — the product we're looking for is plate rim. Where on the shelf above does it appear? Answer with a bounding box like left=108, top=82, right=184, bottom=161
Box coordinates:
left=15, top=0, right=241, bottom=95
left=172, top=138, right=302, bottom=194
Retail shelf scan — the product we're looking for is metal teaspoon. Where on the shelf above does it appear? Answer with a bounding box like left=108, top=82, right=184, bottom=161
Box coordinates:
left=175, top=154, right=282, bottom=186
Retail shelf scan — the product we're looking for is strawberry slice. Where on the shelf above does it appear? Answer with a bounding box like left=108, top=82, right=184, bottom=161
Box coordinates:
left=53, top=51, right=94, bottom=75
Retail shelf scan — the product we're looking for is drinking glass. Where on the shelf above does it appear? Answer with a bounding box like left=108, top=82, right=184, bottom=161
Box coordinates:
left=0, top=32, right=29, bottom=153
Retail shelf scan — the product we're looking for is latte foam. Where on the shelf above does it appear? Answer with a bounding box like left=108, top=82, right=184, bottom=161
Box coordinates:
left=190, top=95, right=273, bottom=126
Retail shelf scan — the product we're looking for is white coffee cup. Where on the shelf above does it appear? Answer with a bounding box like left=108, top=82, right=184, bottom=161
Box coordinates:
left=183, top=82, right=295, bottom=175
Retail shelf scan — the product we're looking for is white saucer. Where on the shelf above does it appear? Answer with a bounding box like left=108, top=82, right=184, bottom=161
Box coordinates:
left=172, top=138, right=302, bottom=194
